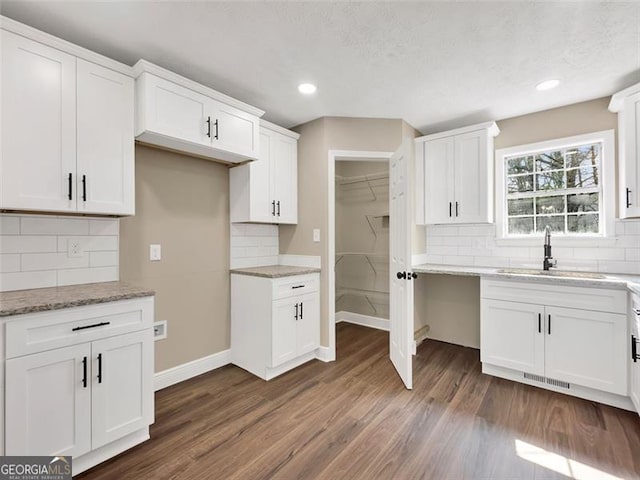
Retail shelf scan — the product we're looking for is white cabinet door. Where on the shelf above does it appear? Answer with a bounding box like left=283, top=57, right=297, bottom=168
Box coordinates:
left=91, top=330, right=154, bottom=449
left=621, top=91, right=640, bottom=218
left=454, top=129, right=491, bottom=223
left=142, top=73, right=211, bottom=146
left=1, top=30, right=77, bottom=212
left=253, top=130, right=275, bottom=222
left=481, top=299, right=545, bottom=376
left=271, top=298, right=298, bottom=367
left=211, top=100, right=259, bottom=159
left=77, top=59, right=135, bottom=215
left=273, top=133, right=298, bottom=224
left=5, top=343, right=91, bottom=457
left=297, top=293, right=319, bottom=356
left=545, top=306, right=627, bottom=395
left=424, top=136, right=455, bottom=224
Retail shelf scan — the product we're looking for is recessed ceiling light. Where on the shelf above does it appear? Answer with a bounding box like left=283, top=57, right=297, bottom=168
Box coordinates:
left=298, top=83, right=317, bottom=95
left=536, top=79, right=560, bottom=91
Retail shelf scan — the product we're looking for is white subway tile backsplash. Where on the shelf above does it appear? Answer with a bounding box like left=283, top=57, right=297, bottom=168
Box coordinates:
left=425, top=220, right=640, bottom=275
left=0, top=235, right=57, bottom=254
left=21, top=216, right=89, bottom=235
left=89, top=251, right=118, bottom=267
left=21, top=252, right=88, bottom=272
left=230, top=222, right=280, bottom=269
left=89, top=219, right=119, bottom=236
left=57, top=235, right=118, bottom=253
left=57, top=266, right=118, bottom=287
left=0, top=214, right=119, bottom=291
left=0, top=216, right=20, bottom=235
left=0, top=254, right=20, bottom=273
left=0, top=271, right=57, bottom=291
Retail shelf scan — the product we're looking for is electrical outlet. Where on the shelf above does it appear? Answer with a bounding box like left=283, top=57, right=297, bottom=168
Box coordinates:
left=150, top=244, right=161, bottom=261
left=67, top=240, right=83, bottom=258
left=153, top=320, right=167, bottom=340
left=313, top=229, right=320, bottom=243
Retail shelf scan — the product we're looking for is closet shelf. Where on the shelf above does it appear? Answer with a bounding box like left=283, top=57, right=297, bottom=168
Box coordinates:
left=336, top=287, right=389, bottom=315
left=337, top=172, right=388, bottom=201
left=335, top=252, right=388, bottom=274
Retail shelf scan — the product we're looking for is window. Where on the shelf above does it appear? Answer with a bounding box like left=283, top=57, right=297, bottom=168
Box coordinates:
left=496, top=130, right=615, bottom=239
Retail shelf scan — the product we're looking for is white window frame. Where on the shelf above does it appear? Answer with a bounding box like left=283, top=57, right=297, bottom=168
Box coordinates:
left=495, top=130, right=615, bottom=244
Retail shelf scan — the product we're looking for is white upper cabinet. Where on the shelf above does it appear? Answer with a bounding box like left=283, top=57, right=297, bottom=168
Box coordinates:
left=134, top=60, right=262, bottom=164
left=230, top=120, right=299, bottom=224
left=77, top=59, right=135, bottom=215
left=1, top=30, right=77, bottom=212
left=0, top=21, right=135, bottom=216
left=610, top=83, right=640, bottom=218
left=416, top=121, right=499, bottom=225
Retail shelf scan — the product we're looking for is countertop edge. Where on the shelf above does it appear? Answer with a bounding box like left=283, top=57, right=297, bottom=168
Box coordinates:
left=230, top=265, right=321, bottom=279
left=412, top=264, right=640, bottom=293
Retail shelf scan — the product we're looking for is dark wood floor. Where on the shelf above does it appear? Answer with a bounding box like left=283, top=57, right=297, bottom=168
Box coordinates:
left=78, top=323, right=640, bottom=480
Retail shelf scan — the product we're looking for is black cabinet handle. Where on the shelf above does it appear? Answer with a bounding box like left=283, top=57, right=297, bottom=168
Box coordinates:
left=538, top=313, right=541, bottom=333
left=272, top=200, right=276, bottom=216
left=82, top=175, right=87, bottom=202
left=449, top=202, right=452, bottom=217
left=214, top=119, right=219, bottom=140
left=300, top=302, right=303, bottom=319
left=97, top=353, right=103, bottom=383
left=206, top=116, right=211, bottom=138
left=455, top=201, right=459, bottom=217
left=68, top=173, right=73, bottom=200
left=82, top=356, right=88, bottom=388
left=72, top=321, right=110, bottom=332
left=627, top=188, right=632, bottom=208
left=294, top=303, right=299, bottom=320
left=277, top=201, right=280, bottom=217
left=292, top=285, right=305, bottom=289
left=633, top=335, right=639, bottom=362
left=548, top=314, right=551, bottom=335
left=397, top=271, right=407, bottom=280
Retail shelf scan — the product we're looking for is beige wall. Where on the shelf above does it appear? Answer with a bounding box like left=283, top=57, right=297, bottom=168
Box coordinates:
left=414, top=97, right=619, bottom=347
left=281, top=117, right=417, bottom=345
left=120, top=145, right=230, bottom=372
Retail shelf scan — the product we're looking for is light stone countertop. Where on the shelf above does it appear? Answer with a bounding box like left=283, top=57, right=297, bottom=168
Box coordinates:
left=0, top=281, right=155, bottom=317
left=230, top=265, right=321, bottom=279
left=412, top=263, right=640, bottom=295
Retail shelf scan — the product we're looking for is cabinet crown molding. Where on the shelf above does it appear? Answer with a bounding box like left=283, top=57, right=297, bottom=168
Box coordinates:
left=260, top=119, right=300, bottom=140
left=133, top=59, right=265, bottom=117
left=609, top=81, right=640, bottom=112
left=0, top=15, right=133, bottom=77
left=415, top=121, right=500, bottom=143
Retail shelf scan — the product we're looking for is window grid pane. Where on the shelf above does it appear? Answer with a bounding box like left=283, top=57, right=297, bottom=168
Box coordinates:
left=505, top=142, right=602, bottom=236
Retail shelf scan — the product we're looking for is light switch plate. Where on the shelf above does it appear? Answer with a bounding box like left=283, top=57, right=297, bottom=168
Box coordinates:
left=313, top=229, right=320, bottom=243
left=150, top=244, right=161, bottom=261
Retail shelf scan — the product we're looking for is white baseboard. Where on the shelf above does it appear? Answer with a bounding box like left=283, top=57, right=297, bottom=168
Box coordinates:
left=154, top=349, right=231, bottom=391
left=315, top=346, right=335, bottom=362
left=279, top=254, right=321, bottom=268
left=336, top=311, right=389, bottom=331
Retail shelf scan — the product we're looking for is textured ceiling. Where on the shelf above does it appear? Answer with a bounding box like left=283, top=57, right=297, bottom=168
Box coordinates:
left=2, top=1, right=639, bottom=133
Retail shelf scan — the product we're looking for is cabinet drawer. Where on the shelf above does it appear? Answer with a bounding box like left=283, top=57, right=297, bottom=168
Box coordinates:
left=6, top=297, right=154, bottom=359
left=481, top=279, right=627, bottom=314
left=272, top=274, right=319, bottom=300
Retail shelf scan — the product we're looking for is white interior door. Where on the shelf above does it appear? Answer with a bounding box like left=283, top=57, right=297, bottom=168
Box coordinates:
left=389, top=139, right=414, bottom=389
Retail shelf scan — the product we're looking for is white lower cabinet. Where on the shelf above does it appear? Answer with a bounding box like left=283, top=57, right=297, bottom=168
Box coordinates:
left=481, top=279, right=628, bottom=404
left=231, top=273, right=320, bottom=380
left=3, top=297, right=154, bottom=475
left=630, top=292, right=640, bottom=413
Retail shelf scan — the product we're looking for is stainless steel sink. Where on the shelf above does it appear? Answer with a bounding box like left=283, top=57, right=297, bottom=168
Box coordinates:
left=497, top=269, right=606, bottom=280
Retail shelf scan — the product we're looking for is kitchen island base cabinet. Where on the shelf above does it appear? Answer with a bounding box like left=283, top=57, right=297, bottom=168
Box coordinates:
left=231, top=273, right=320, bottom=380
left=3, top=297, right=154, bottom=476
left=481, top=279, right=630, bottom=409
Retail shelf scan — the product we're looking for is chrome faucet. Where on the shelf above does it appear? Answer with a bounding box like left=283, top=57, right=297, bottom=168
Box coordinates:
left=543, top=226, right=557, bottom=271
